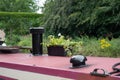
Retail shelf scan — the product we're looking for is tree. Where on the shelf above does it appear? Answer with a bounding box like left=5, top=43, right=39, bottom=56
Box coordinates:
left=43, top=0, right=120, bottom=38
left=0, top=0, right=38, bottom=12
left=0, top=0, right=41, bottom=45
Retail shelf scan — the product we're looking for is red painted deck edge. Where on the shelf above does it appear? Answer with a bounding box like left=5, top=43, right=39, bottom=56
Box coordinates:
left=0, top=75, right=16, bottom=80
left=0, top=62, right=120, bottom=80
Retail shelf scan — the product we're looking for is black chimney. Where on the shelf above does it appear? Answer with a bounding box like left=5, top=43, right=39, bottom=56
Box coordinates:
left=30, top=27, right=44, bottom=56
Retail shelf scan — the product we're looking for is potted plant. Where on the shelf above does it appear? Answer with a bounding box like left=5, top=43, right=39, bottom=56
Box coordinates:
left=43, top=34, right=82, bottom=56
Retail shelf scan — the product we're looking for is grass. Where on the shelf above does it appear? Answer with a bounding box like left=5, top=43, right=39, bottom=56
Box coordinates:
left=76, top=37, right=120, bottom=57
left=10, top=35, right=120, bottom=57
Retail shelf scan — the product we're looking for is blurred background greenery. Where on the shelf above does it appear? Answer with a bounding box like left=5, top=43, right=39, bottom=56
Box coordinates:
left=0, top=0, right=120, bottom=57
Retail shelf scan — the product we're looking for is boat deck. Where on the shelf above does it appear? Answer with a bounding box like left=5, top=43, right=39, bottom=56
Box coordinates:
left=0, top=53, right=120, bottom=80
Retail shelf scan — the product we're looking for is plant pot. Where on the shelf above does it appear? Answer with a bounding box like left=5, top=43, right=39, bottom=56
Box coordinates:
left=47, top=45, right=65, bottom=56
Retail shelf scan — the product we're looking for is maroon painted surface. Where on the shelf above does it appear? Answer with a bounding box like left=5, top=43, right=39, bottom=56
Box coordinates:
left=0, top=53, right=120, bottom=80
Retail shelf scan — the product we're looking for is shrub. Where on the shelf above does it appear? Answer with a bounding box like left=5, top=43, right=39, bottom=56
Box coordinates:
left=5, top=35, right=20, bottom=46
left=43, top=34, right=83, bottom=56
left=18, top=35, right=32, bottom=46
left=79, top=37, right=120, bottom=57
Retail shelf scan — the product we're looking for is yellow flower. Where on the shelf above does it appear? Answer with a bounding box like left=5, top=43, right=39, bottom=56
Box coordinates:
left=101, top=45, right=105, bottom=49
left=100, top=39, right=106, bottom=43
left=100, top=39, right=111, bottom=49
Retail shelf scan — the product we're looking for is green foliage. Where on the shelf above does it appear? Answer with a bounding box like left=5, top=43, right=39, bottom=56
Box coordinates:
left=43, top=35, right=66, bottom=46
left=15, top=35, right=120, bottom=57
left=43, top=0, right=120, bottom=38
left=18, top=35, right=32, bottom=46
left=81, top=38, right=100, bottom=56
left=0, top=0, right=44, bottom=45
left=77, top=37, right=120, bottom=57
left=107, top=38, right=120, bottom=57
left=5, top=34, right=20, bottom=45
left=17, top=35, right=32, bottom=53
left=0, top=0, right=39, bottom=12
left=0, top=12, right=43, bottom=35
left=43, top=34, right=83, bottom=56
left=0, top=12, right=43, bottom=18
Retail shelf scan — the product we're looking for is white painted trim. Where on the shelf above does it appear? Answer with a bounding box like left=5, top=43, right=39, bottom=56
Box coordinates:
left=0, top=67, right=72, bottom=80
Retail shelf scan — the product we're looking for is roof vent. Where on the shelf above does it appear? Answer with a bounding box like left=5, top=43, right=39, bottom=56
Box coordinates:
left=70, top=55, right=87, bottom=68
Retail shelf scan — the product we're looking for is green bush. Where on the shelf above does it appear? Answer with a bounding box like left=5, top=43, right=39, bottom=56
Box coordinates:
left=0, top=12, right=43, bottom=18
left=108, top=39, right=120, bottom=57
left=17, top=35, right=32, bottom=53
left=76, top=37, right=120, bottom=57
left=6, top=34, right=120, bottom=57
left=43, top=0, right=120, bottom=38
left=5, top=35, right=20, bottom=46
left=18, top=35, right=32, bottom=46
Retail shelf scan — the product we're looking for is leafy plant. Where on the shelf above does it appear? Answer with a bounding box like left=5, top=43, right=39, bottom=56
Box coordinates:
left=43, top=34, right=83, bottom=56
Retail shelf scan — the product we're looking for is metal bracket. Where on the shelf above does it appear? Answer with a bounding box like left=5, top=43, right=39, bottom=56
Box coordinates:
left=90, top=68, right=109, bottom=77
